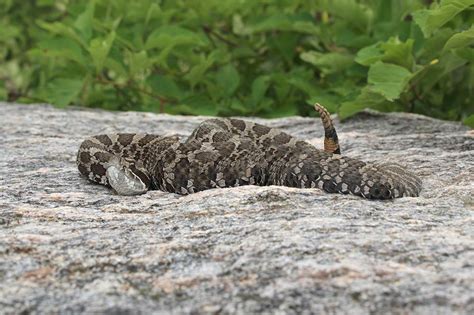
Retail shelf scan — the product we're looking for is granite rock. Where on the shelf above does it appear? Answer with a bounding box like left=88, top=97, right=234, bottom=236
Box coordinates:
left=0, top=102, right=473, bottom=314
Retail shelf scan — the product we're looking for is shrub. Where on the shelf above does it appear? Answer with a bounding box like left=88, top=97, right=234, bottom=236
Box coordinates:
left=1, top=0, right=473, bottom=126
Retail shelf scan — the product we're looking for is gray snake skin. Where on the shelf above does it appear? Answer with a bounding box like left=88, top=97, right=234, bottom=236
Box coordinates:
left=77, top=105, right=422, bottom=199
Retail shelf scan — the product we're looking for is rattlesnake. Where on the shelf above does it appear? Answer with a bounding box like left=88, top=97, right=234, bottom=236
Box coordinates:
left=77, top=104, right=422, bottom=199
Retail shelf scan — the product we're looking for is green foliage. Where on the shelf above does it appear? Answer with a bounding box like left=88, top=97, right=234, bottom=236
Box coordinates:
left=1, top=0, right=473, bottom=125
left=367, top=61, right=413, bottom=101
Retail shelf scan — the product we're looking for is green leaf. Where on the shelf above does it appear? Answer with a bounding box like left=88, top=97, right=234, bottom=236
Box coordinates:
left=215, top=64, right=240, bottom=97
left=184, top=51, right=223, bottom=88
left=250, top=75, right=270, bottom=106
left=271, top=73, right=291, bottom=103
left=74, top=1, right=95, bottom=42
left=43, top=78, right=83, bottom=107
left=88, top=31, right=116, bottom=74
left=33, top=38, right=87, bottom=66
left=173, top=94, right=217, bottom=116
left=320, top=0, right=373, bottom=31
left=265, top=102, right=299, bottom=118
left=339, top=87, right=397, bottom=120
left=146, top=26, right=209, bottom=68
left=104, top=57, right=128, bottom=77
left=249, top=14, right=319, bottom=34
left=267, top=32, right=298, bottom=64
left=287, top=74, right=318, bottom=96
left=249, top=14, right=294, bottom=33
left=145, top=3, right=162, bottom=25
left=292, top=21, right=321, bottom=34
left=147, top=74, right=183, bottom=100
left=356, top=38, right=414, bottom=69
left=463, top=114, right=474, bottom=128
left=413, top=0, right=474, bottom=37
left=145, top=26, right=207, bottom=50
left=0, top=21, right=20, bottom=42
left=367, top=61, right=413, bottom=101
left=127, top=50, right=149, bottom=78
left=300, top=51, right=354, bottom=75
left=454, top=47, right=474, bottom=61
left=229, top=98, right=250, bottom=115
left=418, top=28, right=456, bottom=60
left=381, top=38, right=414, bottom=70
left=419, top=52, right=468, bottom=92
left=36, top=20, right=87, bottom=49
left=355, top=43, right=384, bottom=66
left=443, top=26, right=474, bottom=52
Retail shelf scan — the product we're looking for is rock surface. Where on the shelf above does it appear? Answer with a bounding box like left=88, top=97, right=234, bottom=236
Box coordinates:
left=0, top=102, right=473, bottom=314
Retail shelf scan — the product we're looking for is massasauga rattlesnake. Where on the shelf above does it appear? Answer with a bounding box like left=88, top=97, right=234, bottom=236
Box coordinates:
left=77, top=104, right=422, bottom=199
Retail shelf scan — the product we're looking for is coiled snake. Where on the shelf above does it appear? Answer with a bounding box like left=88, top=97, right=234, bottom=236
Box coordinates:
left=77, top=104, right=422, bottom=199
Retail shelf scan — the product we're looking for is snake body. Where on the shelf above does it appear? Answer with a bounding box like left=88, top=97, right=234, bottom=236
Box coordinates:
left=77, top=105, right=422, bottom=199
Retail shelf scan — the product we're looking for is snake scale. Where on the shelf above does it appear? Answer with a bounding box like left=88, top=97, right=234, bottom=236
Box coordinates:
left=77, top=104, right=422, bottom=199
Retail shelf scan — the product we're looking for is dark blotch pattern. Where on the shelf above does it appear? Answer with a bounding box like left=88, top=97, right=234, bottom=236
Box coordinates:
left=77, top=115, right=422, bottom=199
left=90, top=163, right=106, bottom=176
left=252, top=124, right=271, bottom=137
left=274, top=132, right=291, bottom=145
left=230, top=119, right=246, bottom=131
left=94, top=135, right=113, bottom=146
left=80, top=152, right=91, bottom=164
left=118, top=134, right=134, bottom=147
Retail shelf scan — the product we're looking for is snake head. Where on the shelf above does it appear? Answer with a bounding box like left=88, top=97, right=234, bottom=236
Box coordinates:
left=106, top=158, right=150, bottom=195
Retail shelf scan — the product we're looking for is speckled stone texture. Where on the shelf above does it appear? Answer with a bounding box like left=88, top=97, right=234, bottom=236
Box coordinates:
left=0, top=102, right=473, bottom=314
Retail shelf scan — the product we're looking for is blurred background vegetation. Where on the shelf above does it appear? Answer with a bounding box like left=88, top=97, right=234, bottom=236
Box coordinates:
left=1, top=0, right=473, bottom=126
